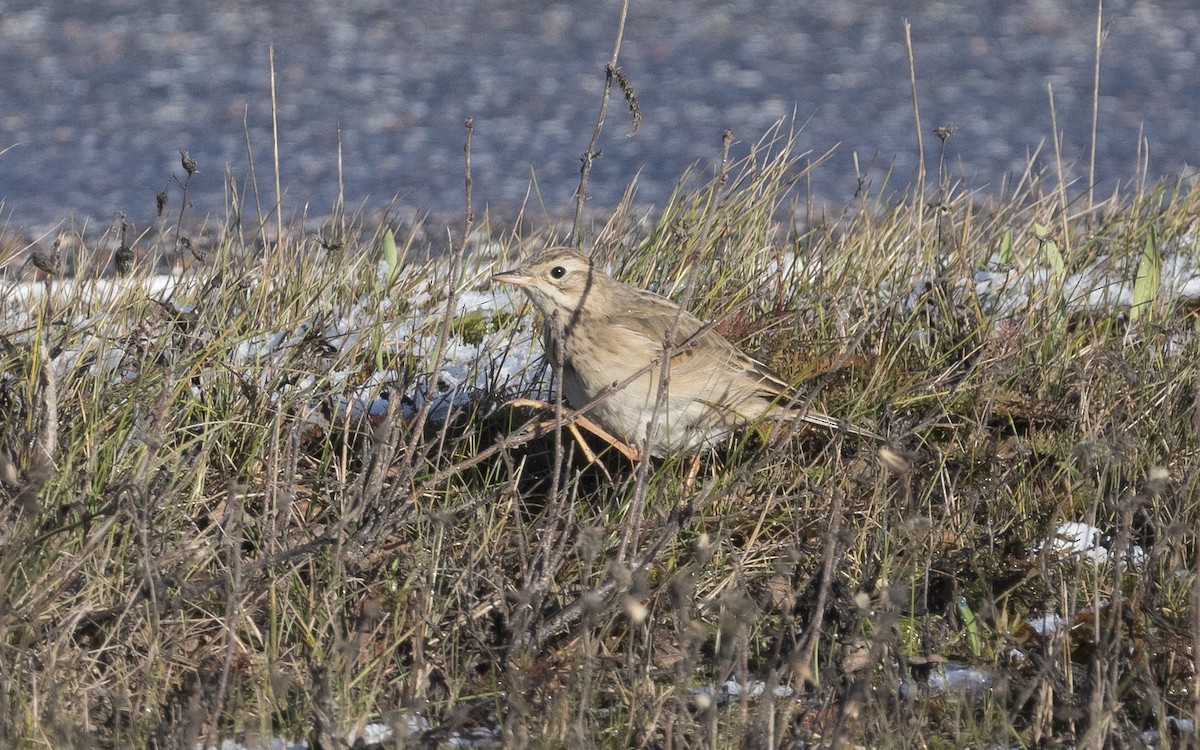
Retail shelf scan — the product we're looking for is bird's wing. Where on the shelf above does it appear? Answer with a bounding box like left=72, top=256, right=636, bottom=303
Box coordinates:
left=603, top=289, right=879, bottom=438
left=602, top=289, right=792, bottom=399
left=603, top=288, right=733, bottom=364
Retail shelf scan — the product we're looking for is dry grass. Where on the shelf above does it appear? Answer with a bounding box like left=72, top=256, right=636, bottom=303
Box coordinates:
left=2, top=125, right=1199, bottom=749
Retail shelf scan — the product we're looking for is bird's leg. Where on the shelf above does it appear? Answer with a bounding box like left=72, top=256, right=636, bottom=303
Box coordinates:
left=506, top=398, right=643, bottom=462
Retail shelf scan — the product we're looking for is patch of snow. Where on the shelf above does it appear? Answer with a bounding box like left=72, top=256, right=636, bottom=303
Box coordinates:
left=1035, top=521, right=1147, bottom=568
left=690, top=676, right=795, bottom=707
left=928, top=663, right=993, bottom=692
left=1026, top=613, right=1066, bottom=637
left=1140, top=715, right=1196, bottom=745
left=899, top=662, right=993, bottom=699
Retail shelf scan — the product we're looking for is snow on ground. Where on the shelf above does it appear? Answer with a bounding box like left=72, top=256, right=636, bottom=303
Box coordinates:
left=0, top=256, right=552, bottom=426
left=8, top=239, right=1198, bottom=750
left=1034, top=521, right=1148, bottom=569
left=4, top=233, right=1200, bottom=424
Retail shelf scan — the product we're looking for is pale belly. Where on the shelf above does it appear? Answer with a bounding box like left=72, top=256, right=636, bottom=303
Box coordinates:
left=547, top=317, right=770, bottom=455
left=560, top=361, right=749, bottom=456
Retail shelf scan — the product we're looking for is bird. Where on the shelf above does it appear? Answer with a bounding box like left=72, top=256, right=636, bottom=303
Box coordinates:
left=492, top=247, right=875, bottom=461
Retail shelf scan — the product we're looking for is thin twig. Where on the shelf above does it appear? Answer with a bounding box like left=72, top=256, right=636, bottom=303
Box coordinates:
left=618, top=259, right=699, bottom=563
left=1088, top=0, right=1105, bottom=210
left=242, top=107, right=268, bottom=252
left=797, top=489, right=843, bottom=671
left=269, top=46, right=284, bottom=250
left=204, top=485, right=245, bottom=750
left=904, top=21, right=925, bottom=206
left=173, top=158, right=195, bottom=261
left=1048, top=82, right=1072, bottom=258
left=718, top=129, right=734, bottom=186
left=571, top=0, right=632, bottom=247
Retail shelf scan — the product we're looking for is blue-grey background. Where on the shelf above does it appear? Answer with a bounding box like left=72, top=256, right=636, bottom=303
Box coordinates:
left=0, top=0, right=1196, bottom=230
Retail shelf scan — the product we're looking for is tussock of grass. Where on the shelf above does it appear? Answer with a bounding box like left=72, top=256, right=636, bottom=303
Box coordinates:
left=2, top=127, right=1200, bottom=748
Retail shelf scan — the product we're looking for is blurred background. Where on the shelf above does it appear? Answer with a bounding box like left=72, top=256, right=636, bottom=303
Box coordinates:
left=0, top=0, right=1196, bottom=231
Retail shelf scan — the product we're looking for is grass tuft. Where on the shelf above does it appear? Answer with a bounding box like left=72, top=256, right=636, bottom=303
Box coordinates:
left=2, top=123, right=1200, bottom=747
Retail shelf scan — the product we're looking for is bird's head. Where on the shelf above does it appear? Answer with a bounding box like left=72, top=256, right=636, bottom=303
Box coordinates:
left=492, top=248, right=601, bottom=320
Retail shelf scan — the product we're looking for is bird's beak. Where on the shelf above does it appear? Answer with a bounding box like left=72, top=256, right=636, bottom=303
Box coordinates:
left=492, top=268, right=533, bottom=287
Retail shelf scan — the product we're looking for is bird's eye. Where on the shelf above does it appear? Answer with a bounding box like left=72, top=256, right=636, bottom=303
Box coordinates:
left=550, top=265, right=567, bottom=279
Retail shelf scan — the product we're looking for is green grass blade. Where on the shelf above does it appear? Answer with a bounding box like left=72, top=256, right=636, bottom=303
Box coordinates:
left=1130, top=226, right=1161, bottom=320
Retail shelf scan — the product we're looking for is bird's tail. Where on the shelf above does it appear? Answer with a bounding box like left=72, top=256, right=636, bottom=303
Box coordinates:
left=774, top=403, right=881, bottom=441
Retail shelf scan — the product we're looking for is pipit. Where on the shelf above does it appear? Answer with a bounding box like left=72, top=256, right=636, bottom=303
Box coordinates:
left=493, top=247, right=874, bottom=462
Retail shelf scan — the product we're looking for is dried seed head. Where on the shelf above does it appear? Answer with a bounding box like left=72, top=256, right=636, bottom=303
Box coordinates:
left=114, top=218, right=134, bottom=275
left=607, top=63, right=641, bottom=136
left=30, top=238, right=62, bottom=276
left=156, top=186, right=169, bottom=217
left=0, top=447, right=19, bottom=487
left=878, top=445, right=914, bottom=475
left=317, top=236, right=343, bottom=253
left=1144, top=465, right=1170, bottom=498
left=933, top=124, right=956, bottom=142
left=180, top=150, right=199, bottom=176
left=852, top=591, right=873, bottom=612
left=623, top=596, right=648, bottom=625
left=181, top=235, right=206, bottom=262
left=115, top=243, right=134, bottom=276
